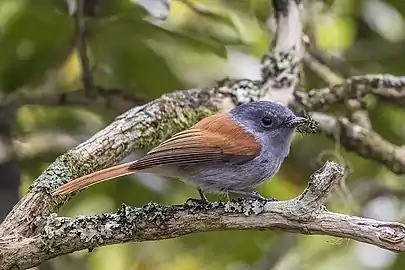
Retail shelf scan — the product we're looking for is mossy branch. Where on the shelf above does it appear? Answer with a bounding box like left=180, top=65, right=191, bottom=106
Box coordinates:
left=2, top=1, right=405, bottom=269
left=1, top=162, right=405, bottom=270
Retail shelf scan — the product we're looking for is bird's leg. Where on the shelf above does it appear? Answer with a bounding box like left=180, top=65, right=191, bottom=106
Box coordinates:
left=198, top=188, right=208, bottom=201
left=228, top=190, right=278, bottom=202
left=186, top=188, right=209, bottom=204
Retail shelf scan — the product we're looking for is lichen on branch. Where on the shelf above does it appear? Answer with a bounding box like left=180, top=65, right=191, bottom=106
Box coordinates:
left=2, top=1, right=405, bottom=269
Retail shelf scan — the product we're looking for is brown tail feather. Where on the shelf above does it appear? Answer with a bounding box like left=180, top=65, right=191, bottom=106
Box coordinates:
left=53, top=162, right=136, bottom=195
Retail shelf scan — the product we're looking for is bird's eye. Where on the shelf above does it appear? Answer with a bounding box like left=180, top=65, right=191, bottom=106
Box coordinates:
left=261, top=116, right=273, bottom=127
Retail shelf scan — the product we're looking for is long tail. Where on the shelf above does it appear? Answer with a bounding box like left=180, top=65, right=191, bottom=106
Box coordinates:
left=53, top=162, right=136, bottom=195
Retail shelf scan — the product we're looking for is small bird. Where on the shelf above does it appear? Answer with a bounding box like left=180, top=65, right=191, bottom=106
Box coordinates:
left=54, top=101, right=309, bottom=201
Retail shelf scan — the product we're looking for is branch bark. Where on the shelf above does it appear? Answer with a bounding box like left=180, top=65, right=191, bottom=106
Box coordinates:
left=260, top=0, right=303, bottom=104
left=312, top=112, right=405, bottom=174
left=2, top=161, right=404, bottom=270
left=295, top=74, right=405, bottom=109
left=1, top=1, right=405, bottom=269
left=0, top=79, right=261, bottom=238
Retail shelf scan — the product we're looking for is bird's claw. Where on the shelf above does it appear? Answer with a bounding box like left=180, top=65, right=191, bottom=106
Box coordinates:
left=248, top=191, right=278, bottom=202
left=185, top=197, right=209, bottom=205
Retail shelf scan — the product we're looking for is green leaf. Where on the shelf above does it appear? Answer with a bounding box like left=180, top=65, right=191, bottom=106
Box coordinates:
left=0, top=0, right=74, bottom=93
left=89, top=13, right=227, bottom=97
left=89, top=18, right=181, bottom=97
left=124, top=15, right=228, bottom=58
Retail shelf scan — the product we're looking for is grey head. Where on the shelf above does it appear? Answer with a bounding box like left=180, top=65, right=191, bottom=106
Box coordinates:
left=229, top=100, right=306, bottom=159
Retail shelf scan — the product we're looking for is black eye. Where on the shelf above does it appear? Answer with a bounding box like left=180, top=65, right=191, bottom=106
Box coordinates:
left=261, top=116, right=273, bottom=127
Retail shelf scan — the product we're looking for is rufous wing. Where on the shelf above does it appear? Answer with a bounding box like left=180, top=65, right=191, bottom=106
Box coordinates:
left=130, top=113, right=261, bottom=169
left=53, top=113, right=261, bottom=195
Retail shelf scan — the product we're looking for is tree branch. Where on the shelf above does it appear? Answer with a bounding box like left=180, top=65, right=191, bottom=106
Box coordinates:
left=260, top=0, right=303, bottom=103
left=312, top=112, right=405, bottom=174
left=294, top=74, right=405, bottom=110
left=75, top=0, right=94, bottom=96
left=0, top=78, right=261, bottom=238
left=1, top=1, right=405, bottom=269
left=303, top=37, right=361, bottom=77
left=12, top=87, right=147, bottom=109
left=302, top=52, right=343, bottom=85
left=1, top=162, right=405, bottom=270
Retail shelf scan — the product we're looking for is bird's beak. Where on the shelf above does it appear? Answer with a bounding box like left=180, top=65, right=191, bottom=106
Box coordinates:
left=283, top=116, right=307, bottom=128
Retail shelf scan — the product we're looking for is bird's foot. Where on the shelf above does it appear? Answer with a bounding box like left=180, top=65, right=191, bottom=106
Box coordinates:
left=249, top=191, right=278, bottom=202
left=185, top=197, right=209, bottom=205
left=185, top=188, right=209, bottom=205
left=228, top=190, right=278, bottom=202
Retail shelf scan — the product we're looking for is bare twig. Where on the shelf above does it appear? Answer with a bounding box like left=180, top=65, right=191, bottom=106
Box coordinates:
left=313, top=112, right=405, bottom=174
left=75, top=0, right=94, bottom=96
left=12, top=87, right=147, bottom=110
left=344, top=98, right=372, bottom=129
left=302, top=46, right=372, bottom=128
left=295, top=74, right=405, bottom=110
left=304, top=39, right=361, bottom=77
left=303, top=52, right=343, bottom=85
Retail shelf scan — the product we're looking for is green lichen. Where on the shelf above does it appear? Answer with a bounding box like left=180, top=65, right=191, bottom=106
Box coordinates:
left=223, top=199, right=265, bottom=216
left=38, top=203, right=185, bottom=252
left=134, top=106, right=218, bottom=151
left=30, top=153, right=79, bottom=194
left=37, top=199, right=269, bottom=253
left=261, top=51, right=300, bottom=89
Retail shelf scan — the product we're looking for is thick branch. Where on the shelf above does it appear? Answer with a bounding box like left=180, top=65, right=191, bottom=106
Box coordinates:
left=1, top=162, right=405, bottom=270
left=260, top=0, right=302, bottom=103
left=0, top=79, right=261, bottom=237
left=2, top=1, right=404, bottom=269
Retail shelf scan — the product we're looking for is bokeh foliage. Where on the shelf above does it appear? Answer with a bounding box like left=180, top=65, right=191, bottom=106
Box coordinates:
left=2, top=0, right=405, bottom=269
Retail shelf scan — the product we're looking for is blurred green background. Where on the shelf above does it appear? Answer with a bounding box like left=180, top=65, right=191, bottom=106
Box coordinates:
left=1, top=0, right=405, bottom=269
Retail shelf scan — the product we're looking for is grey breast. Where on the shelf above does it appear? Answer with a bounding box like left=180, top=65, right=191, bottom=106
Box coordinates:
left=179, top=155, right=282, bottom=192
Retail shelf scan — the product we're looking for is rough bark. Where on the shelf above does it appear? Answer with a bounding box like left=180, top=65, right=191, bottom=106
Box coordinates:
left=1, top=1, right=405, bottom=269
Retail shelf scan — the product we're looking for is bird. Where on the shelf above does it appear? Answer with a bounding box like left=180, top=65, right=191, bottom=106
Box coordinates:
left=53, top=100, right=308, bottom=201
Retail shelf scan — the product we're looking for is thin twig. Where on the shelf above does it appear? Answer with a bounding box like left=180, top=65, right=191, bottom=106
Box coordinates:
left=12, top=87, right=147, bottom=110
left=312, top=112, right=405, bottom=174
left=75, top=0, right=94, bottom=96
left=294, top=74, right=405, bottom=110
left=304, top=38, right=361, bottom=77
left=302, top=43, right=372, bottom=128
